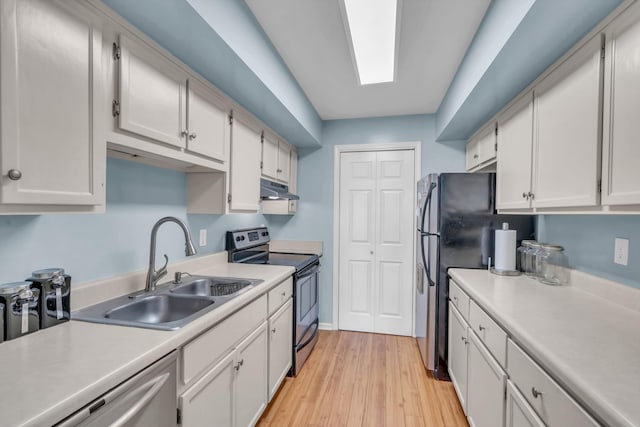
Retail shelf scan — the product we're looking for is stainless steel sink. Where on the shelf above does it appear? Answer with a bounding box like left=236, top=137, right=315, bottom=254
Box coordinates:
left=170, top=277, right=259, bottom=298
left=73, top=275, right=263, bottom=331
left=104, top=295, right=214, bottom=324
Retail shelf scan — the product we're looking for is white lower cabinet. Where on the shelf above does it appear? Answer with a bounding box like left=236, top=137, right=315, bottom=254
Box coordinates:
left=179, top=322, right=268, bottom=427
left=268, top=299, right=293, bottom=400
left=466, top=330, right=507, bottom=427
left=448, top=302, right=469, bottom=414
left=506, top=380, right=545, bottom=427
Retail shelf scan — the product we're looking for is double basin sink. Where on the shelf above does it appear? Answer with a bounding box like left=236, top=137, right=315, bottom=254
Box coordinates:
left=73, top=276, right=263, bottom=330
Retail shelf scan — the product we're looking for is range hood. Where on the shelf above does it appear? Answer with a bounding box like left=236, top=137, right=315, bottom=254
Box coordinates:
left=260, top=179, right=300, bottom=200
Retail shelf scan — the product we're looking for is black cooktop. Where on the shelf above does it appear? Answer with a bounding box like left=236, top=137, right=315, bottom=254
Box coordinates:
left=243, top=251, right=318, bottom=271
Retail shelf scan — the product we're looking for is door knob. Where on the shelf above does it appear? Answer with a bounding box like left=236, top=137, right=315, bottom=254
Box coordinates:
left=7, top=169, right=22, bottom=180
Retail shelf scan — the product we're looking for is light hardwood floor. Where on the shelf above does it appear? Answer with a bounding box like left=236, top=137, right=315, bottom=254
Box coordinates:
left=257, top=330, right=468, bottom=427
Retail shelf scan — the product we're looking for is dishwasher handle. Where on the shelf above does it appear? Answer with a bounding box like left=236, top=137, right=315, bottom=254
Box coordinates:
left=55, top=371, right=170, bottom=427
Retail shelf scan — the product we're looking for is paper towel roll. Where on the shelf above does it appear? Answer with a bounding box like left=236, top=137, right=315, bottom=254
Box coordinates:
left=495, top=222, right=516, bottom=271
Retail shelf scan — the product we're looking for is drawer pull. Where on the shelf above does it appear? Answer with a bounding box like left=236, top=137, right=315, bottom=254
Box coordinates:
left=281, top=291, right=286, bottom=297
left=461, top=337, right=468, bottom=345
left=531, top=387, right=543, bottom=399
left=478, top=325, right=486, bottom=331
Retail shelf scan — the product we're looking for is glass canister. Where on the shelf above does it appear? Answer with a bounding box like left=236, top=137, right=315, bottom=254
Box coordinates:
left=517, top=240, right=537, bottom=272
left=28, top=268, right=71, bottom=329
left=539, top=245, right=569, bottom=285
left=0, top=282, right=40, bottom=340
left=525, top=242, right=544, bottom=276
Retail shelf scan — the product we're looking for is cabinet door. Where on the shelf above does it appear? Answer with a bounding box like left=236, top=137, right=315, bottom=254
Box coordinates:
left=467, top=331, right=506, bottom=427
left=268, top=299, right=293, bottom=400
left=0, top=0, right=105, bottom=205
left=236, top=322, right=268, bottom=427
left=448, top=303, right=469, bottom=414
left=505, top=380, right=545, bottom=427
left=229, top=114, right=262, bottom=212
left=289, top=149, right=298, bottom=194
left=466, top=138, right=480, bottom=171
left=118, top=34, right=186, bottom=148
left=496, top=93, right=534, bottom=210
left=186, top=79, right=229, bottom=162
left=261, top=133, right=279, bottom=180
left=532, top=35, right=603, bottom=208
left=602, top=2, right=640, bottom=205
left=477, top=125, right=497, bottom=165
left=277, top=142, right=291, bottom=184
left=179, top=351, right=236, bottom=427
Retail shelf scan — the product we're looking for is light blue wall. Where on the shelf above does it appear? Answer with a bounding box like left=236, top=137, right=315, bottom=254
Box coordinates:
left=436, top=0, right=623, bottom=141
left=273, top=115, right=465, bottom=324
left=102, top=0, right=322, bottom=147
left=537, top=216, right=640, bottom=289
left=0, top=158, right=281, bottom=285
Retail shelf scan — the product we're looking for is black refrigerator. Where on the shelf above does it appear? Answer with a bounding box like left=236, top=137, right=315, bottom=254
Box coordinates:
left=415, top=173, right=534, bottom=380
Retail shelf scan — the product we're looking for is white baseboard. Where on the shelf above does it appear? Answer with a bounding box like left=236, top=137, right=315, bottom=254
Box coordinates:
left=318, top=322, right=334, bottom=330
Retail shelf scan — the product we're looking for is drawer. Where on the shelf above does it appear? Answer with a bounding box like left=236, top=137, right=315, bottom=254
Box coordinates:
left=469, top=300, right=507, bottom=367
left=449, top=280, right=470, bottom=321
left=181, top=294, right=267, bottom=386
left=268, top=277, right=292, bottom=316
left=507, top=339, right=600, bottom=427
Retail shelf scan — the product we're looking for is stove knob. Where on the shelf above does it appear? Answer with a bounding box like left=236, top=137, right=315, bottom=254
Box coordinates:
left=265, top=231, right=269, bottom=236
left=262, top=232, right=267, bottom=236
left=240, top=235, right=245, bottom=241
left=235, top=236, right=241, bottom=242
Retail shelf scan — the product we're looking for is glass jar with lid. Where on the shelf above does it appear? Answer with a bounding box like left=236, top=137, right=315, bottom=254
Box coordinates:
left=517, top=240, right=537, bottom=273
left=525, top=242, right=544, bottom=276
left=539, top=245, right=569, bottom=285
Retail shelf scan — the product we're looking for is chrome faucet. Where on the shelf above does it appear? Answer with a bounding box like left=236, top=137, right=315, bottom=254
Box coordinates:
left=145, top=217, right=197, bottom=292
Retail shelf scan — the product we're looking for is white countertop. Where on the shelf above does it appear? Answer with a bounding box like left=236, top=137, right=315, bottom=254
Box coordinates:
left=0, top=260, right=294, bottom=427
left=449, top=268, right=640, bottom=427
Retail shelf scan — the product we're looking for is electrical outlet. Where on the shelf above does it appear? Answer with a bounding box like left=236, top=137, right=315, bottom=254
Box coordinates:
left=199, top=229, right=207, bottom=247
left=614, top=238, right=629, bottom=266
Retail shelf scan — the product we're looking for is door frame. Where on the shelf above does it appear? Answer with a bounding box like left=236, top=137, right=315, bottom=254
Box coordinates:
left=332, top=142, right=421, bottom=332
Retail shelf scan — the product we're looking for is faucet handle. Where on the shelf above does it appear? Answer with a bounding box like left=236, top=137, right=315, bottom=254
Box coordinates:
left=155, top=254, right=169, bottom=281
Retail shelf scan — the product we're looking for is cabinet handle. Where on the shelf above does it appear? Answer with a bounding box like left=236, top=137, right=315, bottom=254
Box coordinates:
left=522, top=192, right=528, bottom=199
left=234, top=359, right=244, bottom=371
left=181, top=130, right=189, bottom=137
left=277, top=169, right=282, bottom=173
left=453, top=296, right=458, bottom=302
left=189, top=132, right=197, bottom=140
left=478, top=325, right=486, bottom=331
left=281, top=291, right=286, bottom=297
left=528, top=192, right=535, bottom=200
left=531, top=387, right=543, bottom=399
left=473, top=154, right=479, bottom=159
left=461, top=337, right=468, bottom=344
left=7, top=169, right=22, bottom=181
left=272, top=328, right=277, bottom=334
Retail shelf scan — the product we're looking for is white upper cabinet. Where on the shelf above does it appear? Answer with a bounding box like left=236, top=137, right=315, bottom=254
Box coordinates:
left=0, top=0, right=105, bottom=209
left=602, top=2, right=640, bottom=206
left=532, top=34, right=603, bottom=209
left=186, top=79, right=230, bottom=163
left=466, top=123, right=497, bottom=172
left=229, top=112, right=262, bottom=212
left=496, top=93, right=534, bottom=210
left=118, top=33, right=186, bottom=149
left=261, top=132, right=292, bottom=184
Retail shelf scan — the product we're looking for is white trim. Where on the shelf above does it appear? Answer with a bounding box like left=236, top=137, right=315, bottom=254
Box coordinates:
left=318, top=322, right=334, bottom=331
left=332, top=141, right=421, bottom=332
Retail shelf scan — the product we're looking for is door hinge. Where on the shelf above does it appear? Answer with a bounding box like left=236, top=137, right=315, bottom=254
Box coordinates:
left=598, top=179, right=602, bottom=193
left=112, top=42, right=121, bottom=60
left=228, top=111, right=234, bottom=126
left=504, top=387, right=507, bottom=401
left=261, top=131, right=264, bottom=143
left=176, top=408, right=181, bottom=425
left=260, top=161, right=263, bottom=169
left=112, top=100, right=120, bottom=117
left=228, top=193, right=232, bottom=204
left=494, top=142, right=498, bottom=152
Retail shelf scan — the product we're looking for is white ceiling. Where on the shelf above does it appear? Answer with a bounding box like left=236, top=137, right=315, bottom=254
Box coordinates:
left=245, top=0, right=491, bottom=120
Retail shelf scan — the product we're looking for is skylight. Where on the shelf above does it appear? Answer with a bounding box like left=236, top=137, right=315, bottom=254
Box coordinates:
left=342, top=0, right=398, bottom=85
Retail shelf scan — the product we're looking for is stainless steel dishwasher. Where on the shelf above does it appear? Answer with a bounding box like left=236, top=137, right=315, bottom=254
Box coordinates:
left=55, top=351, right=177, bottom=427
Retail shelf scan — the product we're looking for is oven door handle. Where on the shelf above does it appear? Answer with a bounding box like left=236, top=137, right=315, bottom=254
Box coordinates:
left=295, top=263, right=320, bottom=281
left=296, top=319, right=319, bottom=352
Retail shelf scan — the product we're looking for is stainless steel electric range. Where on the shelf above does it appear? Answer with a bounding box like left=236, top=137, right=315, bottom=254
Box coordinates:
left=226, top=227, right=320, bottom=376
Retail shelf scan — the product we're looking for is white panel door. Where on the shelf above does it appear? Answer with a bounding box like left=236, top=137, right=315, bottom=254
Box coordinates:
left=339, top=151, right=377, bottom=333
left=186, top=78, right=229, bottom=162
left=229, top=114, right=262, bottom=212
left=235, top=322, right=268, bottom=427
left=118, top=33, right=186, bottom=148
left=532, top=35, right=603, bottom=208
left=496, top=93, right=534, bottom=210
left=602, top=2, right=640, bottom=205
left=339, top=150, right=414, bottom=336
left=0, top=0, right=105, bottom=205
left=179, top=350, right=236, bottom=427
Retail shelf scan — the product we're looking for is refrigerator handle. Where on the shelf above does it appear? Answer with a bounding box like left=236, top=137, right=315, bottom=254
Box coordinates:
left=420, top=182, right=437, bottom=287
left=420, top=182, right=437, bottom=233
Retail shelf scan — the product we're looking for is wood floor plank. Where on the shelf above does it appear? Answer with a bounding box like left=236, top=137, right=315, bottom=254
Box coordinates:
left=256, top=330, right=468, bottom=427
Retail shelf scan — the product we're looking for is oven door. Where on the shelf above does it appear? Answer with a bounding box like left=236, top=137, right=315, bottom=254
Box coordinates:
left=292, top=261, right=320, bottom=375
